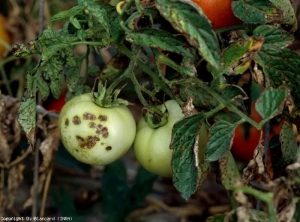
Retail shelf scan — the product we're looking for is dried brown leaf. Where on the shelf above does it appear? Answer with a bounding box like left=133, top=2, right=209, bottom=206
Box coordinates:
left=39, top=127, right=60, bottom=172
left=8, top=164, right=25, bottom=208
left=23, top=172, right=47, bottom=209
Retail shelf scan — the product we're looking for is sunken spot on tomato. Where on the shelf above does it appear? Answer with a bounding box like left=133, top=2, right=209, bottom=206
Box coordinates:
left=73, top=116, right=81, bottom=125
left=89, top=122, right=96, bottom=128
left=65, top=118, right=69, bottom=126
left=76, top=135, right=84, bottom=143
left=83, top=112, right=96, bottom=120
left=98, top=115, right=108, bottom=121
left=101, top=127, right=109, bottom=138
left=106, top=146, right=112, bottom=151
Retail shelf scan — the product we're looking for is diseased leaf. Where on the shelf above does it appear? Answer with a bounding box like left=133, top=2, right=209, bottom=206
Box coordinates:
left=49, top=5, right=84, bottom=22
left=253, top=25, right=294, bottom=48
left=208, top=37, right=263, bottom=79
left=18, top=96, right=36, bottom=148
left=171, top=113, right=205, bottom=200
left=280, top=122, right=299, bottom=164
left=88, top=4, right=111, bottom=37
left=218, top=152, right=241, bottom=190
left=269, top=0, right=296, bottom=26
left=37, top=77, right=50, bottom=99
left=43, top=56, right=64, bottom=99
left=232, top=0, right=282, bottom=24
left=156, top=0, right=220, bottom=68
left=178, top=78, right=218, bottom=109
left=255, top=87, right=288, bottom=120
left=126, top=29, right=193, bottom=58
left=206, top=120, right=237, bottom=161
left=254, top=45, right=300, bottom=111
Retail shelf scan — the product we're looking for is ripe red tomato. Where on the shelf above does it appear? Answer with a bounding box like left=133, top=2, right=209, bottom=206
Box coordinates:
left=231, top=102, right=262, bottom=162
left=192, top=0, right=242, bottom=29
left=0, top=14, right=11, bottom=58
left=44, top=92, right=66, bottom=113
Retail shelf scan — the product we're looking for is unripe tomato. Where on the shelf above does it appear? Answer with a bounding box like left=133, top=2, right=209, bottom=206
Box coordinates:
left=133, top=100, right=184, bottom=177
left=0, top=14, right=11, bottom=58
left=192, top=0, right=242, bottom=29
left=58, top=93, right=136, bottom=165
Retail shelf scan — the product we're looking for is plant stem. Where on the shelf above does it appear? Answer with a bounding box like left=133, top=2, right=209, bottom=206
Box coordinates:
left=115, top=43, right=175, bottom=100
left=192, top=79, right=260, bottom=129
left=0, top=66, right=12, bottom=96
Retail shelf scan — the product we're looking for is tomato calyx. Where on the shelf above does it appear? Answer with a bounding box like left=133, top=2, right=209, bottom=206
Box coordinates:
left=143, top=107, right=169, bottom=129
left=92, top=78, right=131, bottom=108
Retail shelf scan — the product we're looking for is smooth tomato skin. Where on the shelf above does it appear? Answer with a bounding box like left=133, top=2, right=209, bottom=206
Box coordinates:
left=58, top=93, right=136, bottom=165
left=133, top=100, right=184, bottom=177
left=192, top=0, right=242, bottom=29
left=45, top=92, right=66, bottom=113
left=231, top=102, right=262, bottom=162
left=0, top=14, right=11, bottom=58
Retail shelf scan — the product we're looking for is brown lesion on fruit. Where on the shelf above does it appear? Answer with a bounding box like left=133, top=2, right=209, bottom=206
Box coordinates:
left=95, top=124, right=103, bottom=134
left=101, top=127, right=109, bottom=138
left=76, top=135, right=85, bottom=143
left=76, top=135, right=99, bottom=149
left=65, top=118, right=69, bottom=126
left=98, top=115, right=108, bottom=121
left=106, top=146, right=112, bottom=151
left=83, top=112, right=96, bottom=120
left=73, top=116, right=81, bottom=125
left=89, top=122, right=96, bottom=128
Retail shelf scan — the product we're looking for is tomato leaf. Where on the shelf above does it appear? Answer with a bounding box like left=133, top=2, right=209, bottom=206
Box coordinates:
left=253, top=26, right=300, bottom=112
left=48, top=5, right=84, bottom=22
left=171, top=113, right=206, bottom=200
left=65, top=57, right=84, bottom=93
left=217, top=152, right=241, bottom=190
left=18, top=96, right=36, bottom=148
left=253, top=25, right=294, bottom=48
left=232, top=0, right=282, bottom=24
left=255, top=87, right=288, bottom=120
left=206, top=120, right=237, bottom=161
left=178, top=78, right=218, bottom=109
left=269, top=0, right=297, bottom=26
left=208, top=37, right=261, bottom=79
left=280, top=122, right=299, bottom=164
left=155, top=0, right=220, bottom=68
left=126, top=29, right=194, bottom=58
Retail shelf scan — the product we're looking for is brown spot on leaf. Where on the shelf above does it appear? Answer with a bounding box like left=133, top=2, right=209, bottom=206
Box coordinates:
left=98, top=115, right=108, bottom=121
left=73, top=116, right=81, bottom=125
left=106, top=146, right=112, bottom=151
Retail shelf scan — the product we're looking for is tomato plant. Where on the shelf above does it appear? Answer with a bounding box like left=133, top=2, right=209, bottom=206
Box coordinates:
left=0, top=14, right=10, bottom=58
left=133, top=100, right=184, bottom=177
left=192, top=0, right=241, bottom=29
left=58, top=93, right=136, bottom=165
left=12, top=0, right=300, bottom=218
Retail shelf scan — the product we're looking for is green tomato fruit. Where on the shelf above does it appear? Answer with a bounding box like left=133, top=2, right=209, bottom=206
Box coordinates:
left=58, top=93, right=136, bottom=165
left=133, top=100, right=184, bottom=177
